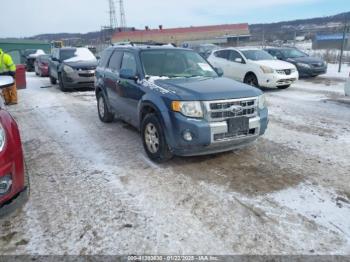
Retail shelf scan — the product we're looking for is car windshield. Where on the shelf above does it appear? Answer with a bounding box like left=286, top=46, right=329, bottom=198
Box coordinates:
left=280, top=48, right=308, bottom=58
left=140, top=49, right=218, bottom=78
left=62, top=48, right=97, bottom=62
left=241, top=50, right=274, bottom=61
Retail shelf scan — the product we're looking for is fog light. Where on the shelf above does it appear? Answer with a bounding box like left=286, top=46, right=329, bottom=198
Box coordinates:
left=183, top=131, right=193, bottom=141
left=0, top=175, right=12, bottom=196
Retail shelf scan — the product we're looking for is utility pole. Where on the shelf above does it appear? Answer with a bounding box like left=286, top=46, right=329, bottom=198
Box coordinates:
left=118, top=0, right=127, bottom=30
left=108, top=0, right=118, bottom=29
left=262, top=24, right=265, bottom=48
left=339, top=14, right=348, bottom=73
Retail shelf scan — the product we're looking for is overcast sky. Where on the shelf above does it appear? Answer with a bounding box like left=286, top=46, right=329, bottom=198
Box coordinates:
left=1, top=0, right=348, bottom=38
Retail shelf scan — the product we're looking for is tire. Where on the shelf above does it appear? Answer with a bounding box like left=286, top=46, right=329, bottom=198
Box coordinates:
left=244, top=73, right=259, bottom=88
left=50, top=74, right=57, bottom=85
left=97, top=92, right=114, bottom=123
left=278, top=85, right=290, bottom=89
left=58, top=73, right=67, bottom=92
left=141, top=113, right=173, bottom=163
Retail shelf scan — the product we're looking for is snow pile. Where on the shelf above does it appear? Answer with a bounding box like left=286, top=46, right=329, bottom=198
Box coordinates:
left=64, top=48, right=97, bottom=62
left=28, top=49, right=45, bottom=58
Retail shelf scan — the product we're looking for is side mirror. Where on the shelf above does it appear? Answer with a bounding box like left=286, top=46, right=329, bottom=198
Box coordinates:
left=120, top=68, right=138, bottom=81
left=0, top=76, right=14, bottom=89
left=51, top=57, right=59, bottom=62
left=234, top=58, right=243, bottom=63
left=215, top=67, right=224, bottom=77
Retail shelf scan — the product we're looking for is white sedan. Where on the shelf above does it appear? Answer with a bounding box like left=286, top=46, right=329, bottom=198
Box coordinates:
left=208, top=47, right=299, bottom=89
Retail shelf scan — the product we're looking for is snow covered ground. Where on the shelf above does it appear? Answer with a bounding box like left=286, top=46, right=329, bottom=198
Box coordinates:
left=0, top=73, right=350, bottom=255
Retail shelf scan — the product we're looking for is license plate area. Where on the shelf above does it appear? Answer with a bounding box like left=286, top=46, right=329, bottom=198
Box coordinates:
left=227, top=117, right=249, bottom=134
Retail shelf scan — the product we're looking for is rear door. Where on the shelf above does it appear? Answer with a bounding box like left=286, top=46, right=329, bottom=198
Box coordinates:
left=104, top=50, right=123, bottom=113
left=51, top=49, right=60, bottom=79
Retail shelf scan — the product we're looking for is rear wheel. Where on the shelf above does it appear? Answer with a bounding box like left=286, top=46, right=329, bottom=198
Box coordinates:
left=141, top=113, right=173, bottom=163
left=97, top=92, right=114, bottom=123
left=50, top=74, right=57, bottom=85
left=244, top=73, right=259, bottom=88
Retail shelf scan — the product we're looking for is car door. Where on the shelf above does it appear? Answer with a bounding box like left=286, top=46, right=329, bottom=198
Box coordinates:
left=226, top=50, right=247, bottom=82
left=104, top=50, right=123, bottom=113
left=210, top=50, right=231, bottom=76
left=117, top=51, right=144, bottom=127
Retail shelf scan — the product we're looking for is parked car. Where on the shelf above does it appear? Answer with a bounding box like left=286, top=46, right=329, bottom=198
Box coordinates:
left=34, top=54, right=51, bottom=77
left=23, top=49, right=45, bottom=72
left=49, top=47, right=98, bottom=91
left=185, top=43, right=219, bottom=59
left=95, top=46, right=268, bottom=162
left=208, top=47, right=298, bottom=89
left=264, top=47, right=327, bottom=77
left=0, top=76, right=28, bottom=217
left=345, top=72, right=350, bottom=96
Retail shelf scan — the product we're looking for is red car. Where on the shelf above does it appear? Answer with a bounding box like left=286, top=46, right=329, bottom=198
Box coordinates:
left=0, top=76, right=28, bottom=217
left=34, top=54, right=50, bottom=77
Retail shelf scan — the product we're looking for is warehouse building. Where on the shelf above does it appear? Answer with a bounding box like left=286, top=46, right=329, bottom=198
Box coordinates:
left=112, top=23, right=250, bottom=46
left=312, top=33, right=350, bottom=50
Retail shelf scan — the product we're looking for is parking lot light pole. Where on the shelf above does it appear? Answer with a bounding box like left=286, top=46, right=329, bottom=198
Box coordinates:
left=338, top=16, right=348, bottom=73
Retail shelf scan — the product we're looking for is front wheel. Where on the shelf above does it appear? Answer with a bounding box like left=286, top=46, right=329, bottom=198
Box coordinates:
left=141, top=114, right=173, bottom=163
left=244, top=74, right=259, bottom=88
left=58, top=73, right=67, bottom=92
left=97, top=92, right=114, bottom=123
left=278, top=85, right=290, bottom=89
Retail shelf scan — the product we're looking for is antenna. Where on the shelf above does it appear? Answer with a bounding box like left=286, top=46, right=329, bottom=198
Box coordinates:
left=108, top=0, right=118, bottom=29
left=118, top=0, right=127, bottom=29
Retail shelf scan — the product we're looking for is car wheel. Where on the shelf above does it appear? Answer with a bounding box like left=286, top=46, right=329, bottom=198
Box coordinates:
left=50, top=74, right=57, bottom=85
left=278, top=85, right=290, bottom=89
left=244, top=73, right=259, bottom=88
left=141, top=113, right=173, bottom=163
left=97, top=92, right=114, bottom=123
left=58, top=73, right=67, bottom=92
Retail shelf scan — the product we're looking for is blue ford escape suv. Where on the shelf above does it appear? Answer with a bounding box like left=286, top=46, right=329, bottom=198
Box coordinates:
left=95, top=45, right=268, bottom=162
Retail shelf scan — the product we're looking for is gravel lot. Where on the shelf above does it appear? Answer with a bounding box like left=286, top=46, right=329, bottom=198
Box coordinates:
left=0, top=72, right=350, bottom=255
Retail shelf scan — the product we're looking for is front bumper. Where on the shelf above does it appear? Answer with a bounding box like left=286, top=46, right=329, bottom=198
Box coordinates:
left=0, top=186, right=28, bottom=218
left=259, top=71, right=299, bottom=88
left=62, top=71, right=95, bottom=89
left=167, top=108, right=268, bottom=157
left=297, top=66, right=327, bottom=77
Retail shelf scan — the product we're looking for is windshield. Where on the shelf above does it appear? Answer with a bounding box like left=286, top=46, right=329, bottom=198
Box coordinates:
left=280, top=49, right=308, bottom=58
left=241, top=50, right=274, bottom=61
left=140, top=49, right=217, bottom=78
left=62, top=48, right=97, bottom=62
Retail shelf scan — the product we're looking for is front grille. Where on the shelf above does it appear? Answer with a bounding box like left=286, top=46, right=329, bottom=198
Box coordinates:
left=79, top=73, right=95, bottom=77
left=311, top=63, right=324, bottom=68
left=205, top=97, right=258, bottom=122
left=276, top=69, right=295, bottom=75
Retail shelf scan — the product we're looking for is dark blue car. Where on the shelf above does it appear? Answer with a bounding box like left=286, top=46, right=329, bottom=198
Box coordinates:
left=95, top=45, right=268, bottom=162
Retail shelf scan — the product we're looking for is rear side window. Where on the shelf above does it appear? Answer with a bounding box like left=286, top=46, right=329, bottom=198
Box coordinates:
left=98, top=49, right=113, bottom=68
left=121, top=52, right=137, bottom=75
left=214, top=50, right=229, bottom=60
left=108, top=50, right=123, bottom=71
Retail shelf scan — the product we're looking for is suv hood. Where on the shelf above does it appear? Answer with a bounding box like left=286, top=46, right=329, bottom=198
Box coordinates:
left=63, top=60, right=98, bottom=69
left=286, top=56, right=324, bottom=64
left=150, top=77, right=262, bottom=101
left=252, top=60, right=295, bottom=70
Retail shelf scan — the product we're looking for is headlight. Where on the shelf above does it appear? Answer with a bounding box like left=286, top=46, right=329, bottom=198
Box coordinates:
left=258, top=94, right=267, bottom=109
left=63, top=65, right=75, bottom=74
left=171, top=101, right=203, bottom=118
left=260, top=65, right=274, bottom=74
left=0, top=123, right=6, bottom=152
left=297, top=63, right=311, bottom=68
